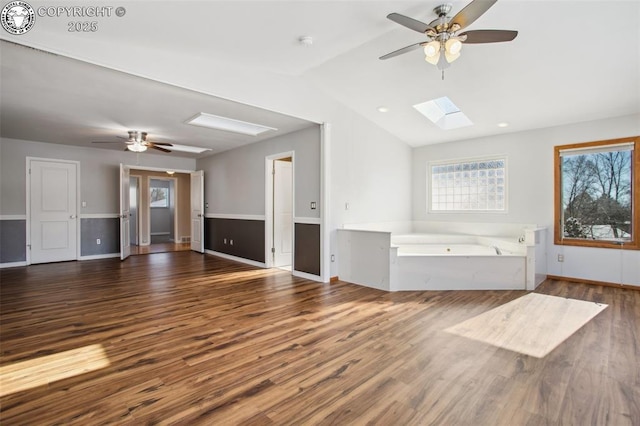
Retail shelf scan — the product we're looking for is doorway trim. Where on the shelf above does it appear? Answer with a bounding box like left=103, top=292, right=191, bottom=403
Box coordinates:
left=265, top=151, right=295, bottom=270
left=129, top=174, right=141, bottom=246
left=147, top=176, right=179, bottom=245
left=25, top=156, right=81, bottom=266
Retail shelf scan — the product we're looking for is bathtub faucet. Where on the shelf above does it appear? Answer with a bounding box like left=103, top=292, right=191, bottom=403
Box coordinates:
left=492, top=246, right=502, bottom=255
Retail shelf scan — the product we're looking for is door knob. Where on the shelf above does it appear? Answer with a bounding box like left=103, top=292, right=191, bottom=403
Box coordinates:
left=70, top=214, right=76, bottom=219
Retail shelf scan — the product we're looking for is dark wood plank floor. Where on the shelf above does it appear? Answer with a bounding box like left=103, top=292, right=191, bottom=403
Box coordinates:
left=1, top=252, right=638, bottom=425
left=130, top=242, right=191, bottom=255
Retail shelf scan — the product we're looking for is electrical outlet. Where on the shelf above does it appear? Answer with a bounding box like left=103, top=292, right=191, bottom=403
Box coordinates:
left=311, top=201, right=317, bottom=210
left=223, top=238, right=227, bottom=244
left=230, top=239, right=234, bottom=246
left=96, top=238, right=101, bottom=245
left=331, top=254, right=335, bottom=262
left=557, top=254, right=564, bottom=262
left=345, top=202, right=349, bottom=210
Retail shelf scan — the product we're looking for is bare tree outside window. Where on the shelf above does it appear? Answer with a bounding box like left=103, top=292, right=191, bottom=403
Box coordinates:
left=150, top=187, right=169, bottom=208
left=555, top=137, right=638, bottom=249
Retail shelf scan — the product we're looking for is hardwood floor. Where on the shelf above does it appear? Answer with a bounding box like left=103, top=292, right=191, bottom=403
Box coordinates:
left=130, top=242, right=191, bottom=255
left=1, top=252, right=638, bottom=425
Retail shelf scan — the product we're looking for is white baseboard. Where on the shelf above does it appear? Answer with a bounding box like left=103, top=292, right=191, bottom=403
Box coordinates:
left=79, top=253, right=120, bottom=261
left=292, top=270, right=324, bottom=282
left=0, top=261, right=28, bottom=269
left=205, top=250, right=266, bottom=268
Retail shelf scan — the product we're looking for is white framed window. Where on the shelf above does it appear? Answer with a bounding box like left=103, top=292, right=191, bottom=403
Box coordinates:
left=428, top=156, right=507, bottom=212
left=150, top=187, right=169, bottom=208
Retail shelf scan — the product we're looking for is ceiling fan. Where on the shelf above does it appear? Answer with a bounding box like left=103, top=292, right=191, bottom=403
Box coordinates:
left=92, top=130, right=173, bottom=153
left=380, top=0, right=517, bottom=72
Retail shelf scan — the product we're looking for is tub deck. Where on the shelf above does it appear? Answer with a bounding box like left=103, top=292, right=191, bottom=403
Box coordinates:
left=338, top=229, right=541, bottom=292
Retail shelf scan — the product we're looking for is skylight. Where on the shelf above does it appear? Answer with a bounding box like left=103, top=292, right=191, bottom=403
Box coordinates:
left=413, top=96, right=472, bottom=130
left=186, top=112, right=277, bottom=136
left=168, top=144, right=211, bottom=154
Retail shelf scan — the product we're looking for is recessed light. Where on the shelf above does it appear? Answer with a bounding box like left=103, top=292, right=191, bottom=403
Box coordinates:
left=185, top=112, right=277, bottom=136
left=497, top=122, right=509, bottom=128
left=377, top=106, right=389, bottom=113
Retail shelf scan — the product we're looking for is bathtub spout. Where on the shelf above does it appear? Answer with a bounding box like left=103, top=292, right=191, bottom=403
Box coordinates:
left=492, top=246, right=502, bottom=255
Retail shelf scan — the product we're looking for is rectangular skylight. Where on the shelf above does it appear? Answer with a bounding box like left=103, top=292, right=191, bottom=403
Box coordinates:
left=186, top=112, right=277, bottom=136
left=168, top=144, right=212, bottom=154
left=413, top=96, right=472, bottom=130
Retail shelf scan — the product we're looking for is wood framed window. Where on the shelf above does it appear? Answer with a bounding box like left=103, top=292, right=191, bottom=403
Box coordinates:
left=554, top=136, right=639, bottom=250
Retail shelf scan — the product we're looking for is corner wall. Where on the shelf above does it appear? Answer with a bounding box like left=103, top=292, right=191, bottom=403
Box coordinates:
left=0, top=138, right=196, bottom=263
left=196, top=126, right=322, bottom=275
left=412, top=114, right=640, bottom=286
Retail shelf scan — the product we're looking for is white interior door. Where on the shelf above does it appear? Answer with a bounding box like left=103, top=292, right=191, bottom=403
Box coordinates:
left=273, top=160, right=293, bottom=267
left=120, top=164, right=131, bottom=260
left=29, top=159, right=78, bottom=264
left=190, top=170, right=204, bottom=253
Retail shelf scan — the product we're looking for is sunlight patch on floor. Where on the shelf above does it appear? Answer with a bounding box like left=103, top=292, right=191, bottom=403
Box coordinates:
left=0, top=344, right=110, bottom=396
left=444, top=293, right=607, bottom=358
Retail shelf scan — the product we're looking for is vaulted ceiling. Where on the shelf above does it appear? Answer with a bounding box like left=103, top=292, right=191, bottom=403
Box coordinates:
left=1, top=1, right=638, bottom=157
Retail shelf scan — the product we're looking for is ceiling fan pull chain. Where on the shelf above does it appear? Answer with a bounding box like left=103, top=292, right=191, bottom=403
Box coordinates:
left=442, top=70, right=445, bottom=81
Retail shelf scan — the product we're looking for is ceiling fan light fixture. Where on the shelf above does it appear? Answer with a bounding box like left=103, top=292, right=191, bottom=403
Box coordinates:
left=423, top=41, right=440, bottom=58
left=445, top=50, right=461, bottom=63
left=128, top=130, right=147, bottom=143
left=127, top=143, right=147, bottom=152
left=425, top=52, right=440, bottom=65
left=445, top=38, right=462, bottom=55
left=436, top=51, right=450, bottom=69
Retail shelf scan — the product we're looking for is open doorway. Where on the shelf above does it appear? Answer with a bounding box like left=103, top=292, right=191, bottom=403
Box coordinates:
left=266, top=152, right=294, bottom=271
left=149, top=178, right=175, bottom=243
left=128, top=170, right=191, bottom=255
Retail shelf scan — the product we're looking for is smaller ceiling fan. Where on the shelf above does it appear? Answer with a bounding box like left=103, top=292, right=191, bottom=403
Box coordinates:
left=380, top=0, right=517, bottom=72
left=92, top=131, right=173, bottom=153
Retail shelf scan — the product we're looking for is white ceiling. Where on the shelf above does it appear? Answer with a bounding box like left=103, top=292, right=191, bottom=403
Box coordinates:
left=1, top=0, right=639, bottom=156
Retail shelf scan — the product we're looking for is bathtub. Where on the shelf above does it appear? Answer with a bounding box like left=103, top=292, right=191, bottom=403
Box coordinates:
left=397, top=244, right=504, bottom=256
left=338, top=229, right=541, bottom=292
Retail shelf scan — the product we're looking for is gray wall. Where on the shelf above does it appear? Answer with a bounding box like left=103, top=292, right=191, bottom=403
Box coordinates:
left=196, top=125, right=321, bottom=274
left=0, top=137, right=196, bottom=216
left=81, top=218, right=120, bottom=256
left=0, top=220, right=26, bottom=263
left=205, top=218, right=265, bottom=263
left=0, top=137, right=196, bottom=262
left=197, top=126, right=320, bottom=218
left=149, top=179, right=173, bottom=240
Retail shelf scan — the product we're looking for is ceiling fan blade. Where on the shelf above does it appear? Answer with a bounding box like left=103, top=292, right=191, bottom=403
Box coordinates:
left=460, top=29, right=518, bottom=43
left=91, top=141, right=120, bottom=143
left=379, top=42, right=424, bottom=60
left=150, top=145, right=172, bottom=153
left=387, top=13, right=433, bottom=34
left=450, top=0, right=498, bottom=31
left=147, top=141, right=173, bottom=146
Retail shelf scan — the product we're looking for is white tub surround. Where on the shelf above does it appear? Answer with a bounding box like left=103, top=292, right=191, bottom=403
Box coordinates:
left=338, top=222, right=546, bottom=292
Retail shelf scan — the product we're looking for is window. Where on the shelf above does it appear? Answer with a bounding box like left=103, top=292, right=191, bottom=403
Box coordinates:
left=150, top=187, right=169, bottom=208
left=429, top=157, right=507, bottom=212
left=554, top=136, right=639, bottom=249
